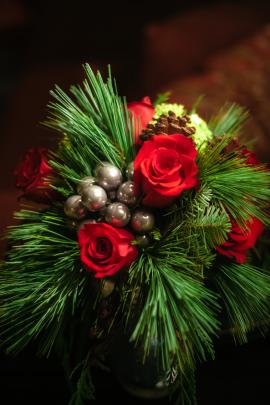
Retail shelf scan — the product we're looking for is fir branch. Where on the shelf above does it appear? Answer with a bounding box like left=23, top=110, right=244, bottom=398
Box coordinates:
left=45, top=64, right=135, bottom=185
left=208, top=103, right=249, bottom=136
left=214, top=263, right=270, bottom=343
left=123, top=254, right=220, bottom=377
left=0, top=206, right=93, bottom=356
left=186, top=187, right=231, bottom=249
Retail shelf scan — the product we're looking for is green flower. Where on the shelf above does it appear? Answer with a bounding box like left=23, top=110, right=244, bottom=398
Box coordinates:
left=189, top=113, right=213, bottom=148
left=154, top=103, right=185, bottom=119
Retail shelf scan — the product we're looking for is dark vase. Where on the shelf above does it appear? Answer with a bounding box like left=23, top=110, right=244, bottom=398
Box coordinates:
left=109, top=329, right=178, bottom=399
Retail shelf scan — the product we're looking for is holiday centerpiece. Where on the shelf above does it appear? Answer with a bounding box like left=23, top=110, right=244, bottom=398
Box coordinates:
left=1, top=65, right=270, bottom=404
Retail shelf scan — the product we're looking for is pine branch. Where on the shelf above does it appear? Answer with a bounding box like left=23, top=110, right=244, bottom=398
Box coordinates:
left=123, top=254, right=220, bottom=377
left=214, top=263, right=270, bottom=343
left=198, top=134, right=270, bottom=225
left=45, top=64, right=135, bottom=185
left=208, top=103, right=249, bottom=136
left=0, top=206, right=93, bottom=356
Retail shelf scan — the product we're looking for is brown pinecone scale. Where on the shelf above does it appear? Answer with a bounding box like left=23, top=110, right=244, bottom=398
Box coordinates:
left=139, top=111, right=196, bottom=142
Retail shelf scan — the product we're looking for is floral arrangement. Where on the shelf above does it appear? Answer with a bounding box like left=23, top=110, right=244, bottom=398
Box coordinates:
left=1, top=65, right=270, bottom=404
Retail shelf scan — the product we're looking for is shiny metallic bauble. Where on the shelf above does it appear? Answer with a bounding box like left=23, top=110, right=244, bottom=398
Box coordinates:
left=131, top=210, right=155, bottom=233
left=108, top=190, right=117, bottom=201
left=126, top=161, right=134, bottom=180
left=117, top=181, right=136, bottom=206
left=95, top=162, right=123, bottom=191
left=81, top=185, right=107, bottom=212
left=101, top=279, right=115, bottom=298
left=64, top=195, right=87, bottom=220
left=136, top=234, right=151, bottom=248
left=105, top=202, right=131, bottom=227
left=76, top=176, right=96, bottom=195
left=77, top=218, right=97, bottom=231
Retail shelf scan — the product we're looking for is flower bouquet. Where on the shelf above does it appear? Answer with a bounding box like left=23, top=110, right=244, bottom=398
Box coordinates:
left=1, top=65, right=270, bottom=404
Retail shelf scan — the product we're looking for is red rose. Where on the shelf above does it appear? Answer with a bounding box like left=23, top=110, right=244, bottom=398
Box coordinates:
left=241, top=147, right=259, bottom=165
left=216, top=217, right=264, bottom=264
left=14, top=147, right=56, bottom=203
left=78, top=222, right=138, bottom=278
left=127, top=96, right=155, bottom=144
left=134, top=134, right=198, bottom=208
left=224, top=140, right=259, bottom=165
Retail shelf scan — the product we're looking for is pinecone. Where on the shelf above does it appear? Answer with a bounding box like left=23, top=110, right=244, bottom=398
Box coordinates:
left=139, top=111, right=196, bottom=141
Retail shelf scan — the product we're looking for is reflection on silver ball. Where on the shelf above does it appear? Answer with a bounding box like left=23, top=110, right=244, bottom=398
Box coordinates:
left=117, top=181, right=136, bottom=206
left=81, top=185, right=107, bottom=212
left=108, top=190, right=117, bottom=201
left=136, top=234, right=151, bottom=248
left=131, top=210, right=155, bottom=233
left=105, top=202, right=131, bottom=227
left=95, top=162, right=122, bottom=191
left=126, top=162, right=134, bottom=180
left=77, top=176, right=95, bottom=194
left=77, top=218, right=97, bottom=232
left=101, top=279, right=115, bottom=298
left=64, top=195, right=87, bottom=220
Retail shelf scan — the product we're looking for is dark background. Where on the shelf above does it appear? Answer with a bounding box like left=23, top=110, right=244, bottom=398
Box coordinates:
left=1, top=0, right=270, bottom=404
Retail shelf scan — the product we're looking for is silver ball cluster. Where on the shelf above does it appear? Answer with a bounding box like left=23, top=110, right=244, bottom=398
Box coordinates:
left=63, top=161, right=156, bottom=243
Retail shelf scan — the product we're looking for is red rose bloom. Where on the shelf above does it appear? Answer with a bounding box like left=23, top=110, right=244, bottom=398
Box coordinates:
left=128, top=96, right=155, bottom=144
left=241, top=147, right=259, bottom=165
left=134, top=134, right=198, bottom=208
left=216, top=217, right=264, bottom=264
left=14, top=147, right=56, bottom=203
left=78, top=222, right=138, bottom=278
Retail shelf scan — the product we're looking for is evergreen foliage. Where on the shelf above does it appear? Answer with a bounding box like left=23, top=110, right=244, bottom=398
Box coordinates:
left=46, top=64, right=135, bottom=186
left=0, top=65, right=269, bottom=404
left=214, top=263, right=270, bottom=343
left=0, top=207, right=92, bottom=356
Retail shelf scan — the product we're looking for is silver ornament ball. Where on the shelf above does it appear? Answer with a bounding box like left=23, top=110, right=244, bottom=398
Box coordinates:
left=131, top=210, right=155, bottom=233
left=77, top=176, right=96, bottom=195
left=101, top=279, right=115, bottom=298
left=108, top=190, right=117, bottom=201
left=136, top=234, right=151, bottom=248
left=64, top=195, right=87, bottom=220
left=95, top=162, right=122, bottom=191
left=126, top=162, right=134, bottom=180
left=117, top=181, right=137, bottom=206
left=77, top=218, right=97, bottom=232
left=81, top=185, right=107, bottom=212
left=105, top=202, right=131, bottom=227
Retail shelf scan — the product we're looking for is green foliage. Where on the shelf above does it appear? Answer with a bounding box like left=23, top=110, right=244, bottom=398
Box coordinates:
left=154, top=91, right=171, bottom=107
left=0, top=206, right=92, bottom=356
left=208, top=103, right=249, bottom=136
left=197, top=133, right=270, bottom=226
left=0, top=60, right=269, bottom=405
left=214, top=263, right=270, bottom=343
left=46, top=64, right=135, bottom=186
left=123, top=254, right=220, bottom=377
left=159, top=186, right=230, bottom=276
left=69, top=352, right=95, bottom=405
